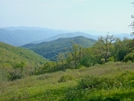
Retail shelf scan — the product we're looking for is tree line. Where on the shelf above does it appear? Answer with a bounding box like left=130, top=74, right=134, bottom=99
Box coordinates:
left=1, top=34, right=133, bottom=81
left=35, top=34, right=134, bottom=75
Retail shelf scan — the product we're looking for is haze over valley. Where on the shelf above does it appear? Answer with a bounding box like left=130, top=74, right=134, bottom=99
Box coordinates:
left=0, top=26, right=132, bottom=46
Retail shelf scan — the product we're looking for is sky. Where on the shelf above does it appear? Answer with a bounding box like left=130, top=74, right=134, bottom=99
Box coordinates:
left=0, top=0, right=133, bottom=33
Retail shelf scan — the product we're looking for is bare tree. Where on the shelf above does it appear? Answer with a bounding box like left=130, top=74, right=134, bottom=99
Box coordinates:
left=130, top=2, right=134, bottom=35
left=96, top=34, right=115, bottom=62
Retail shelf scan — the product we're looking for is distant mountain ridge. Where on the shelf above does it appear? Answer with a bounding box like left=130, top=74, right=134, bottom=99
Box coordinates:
left=33, top=32, right=98, bottom=43
left=0, top=27, right=69, bottom=46
left=0, top=27, right=132, bottom=46
left=22, top=36, right=96, bottom=61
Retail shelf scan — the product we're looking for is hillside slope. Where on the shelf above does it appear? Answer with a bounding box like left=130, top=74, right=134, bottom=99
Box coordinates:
left=0, top=42, right=48, bottom=68
left=22, top=36, right=96, bottom=61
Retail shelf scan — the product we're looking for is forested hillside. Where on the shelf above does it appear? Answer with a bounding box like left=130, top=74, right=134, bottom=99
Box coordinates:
left=0, top=42, right=48, bottom=81
left=22, top=36, right=96, bottom=61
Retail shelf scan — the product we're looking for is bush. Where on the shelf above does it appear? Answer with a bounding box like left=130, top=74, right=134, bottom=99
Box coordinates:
left=78, top=76, right=101, bottom=89
left=58, top=75, right=74, bottom=82
left=123, top=52, right=134, bottom=62
left=108, top=56, right=115, bottom=62
left=77, top=75, right=126, bottom=90
left=89, top=97, right=120, bottom=101
left=7, top=70, right=23, bottom=81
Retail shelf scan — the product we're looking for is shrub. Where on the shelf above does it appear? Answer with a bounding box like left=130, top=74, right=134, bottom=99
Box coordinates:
left=58, top=75, right=74, bottom=82
left=123, top=52, right=134, bottom=62
left=77, top=73, right=130, bottom=91
left=7, top=69, right=23, bottom=81
left=108, top=56, right=115, bottom=62
left=89, top=97, right=120, bottom=101
left=78, top=76, right=102, bottom=89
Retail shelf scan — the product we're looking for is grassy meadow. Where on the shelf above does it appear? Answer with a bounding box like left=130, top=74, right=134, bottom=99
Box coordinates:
left=0, top=62, right=134, bottom=101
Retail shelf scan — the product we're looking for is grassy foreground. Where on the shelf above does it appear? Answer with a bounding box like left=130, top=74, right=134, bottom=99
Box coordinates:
left=0, top=62, right=134, bottom=101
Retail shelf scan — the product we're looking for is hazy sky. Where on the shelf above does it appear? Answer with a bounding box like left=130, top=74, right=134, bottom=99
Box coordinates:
left=0, top=0, right=133, bottom=33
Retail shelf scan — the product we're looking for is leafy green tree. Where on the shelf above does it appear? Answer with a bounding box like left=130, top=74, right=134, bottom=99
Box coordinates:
left=66, top=44, right=82, bottom=69
left=113, top=38, right=131, bottom=61
left=127, top=39, right=134, bottom=52
left=71, top=44, right=82, bottom=69
left=123, top=51, right=134, bottom=62
left=80, top=48, right=95, bottom=67
left=57, top=52, right=66, bottom=71
left=7, top=62, right=25, bottom=81
left=35, top=61, right=57, bottom=74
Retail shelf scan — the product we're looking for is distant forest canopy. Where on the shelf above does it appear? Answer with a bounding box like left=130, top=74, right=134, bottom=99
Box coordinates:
left=22, top=36, right=96, bottom=61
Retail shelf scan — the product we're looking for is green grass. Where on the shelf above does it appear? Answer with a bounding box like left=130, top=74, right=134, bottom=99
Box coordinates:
left=0, top=62, right=134, bottom=101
